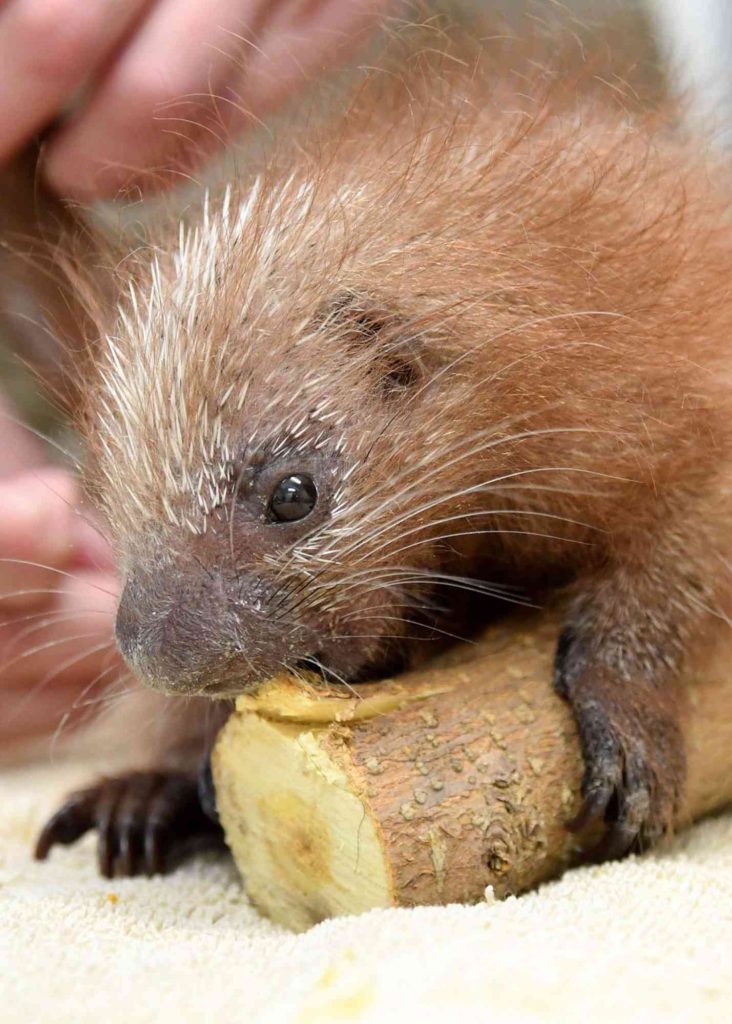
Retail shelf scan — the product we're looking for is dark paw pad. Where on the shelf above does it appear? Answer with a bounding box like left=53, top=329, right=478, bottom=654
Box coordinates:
left=35, top=771, right=225, bottom=878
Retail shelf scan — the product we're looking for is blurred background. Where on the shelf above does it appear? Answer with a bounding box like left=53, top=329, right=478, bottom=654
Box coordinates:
left=484, top=1, right=732, bottom=138
left=439, top=1, right=732, bottom=139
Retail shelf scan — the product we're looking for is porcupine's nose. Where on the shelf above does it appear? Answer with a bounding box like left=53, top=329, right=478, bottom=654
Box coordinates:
left=115, top=565, right=311, bottom=697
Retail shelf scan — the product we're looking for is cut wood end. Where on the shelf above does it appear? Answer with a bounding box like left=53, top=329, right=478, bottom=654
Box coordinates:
left=213, top=710, right=394, bottom=932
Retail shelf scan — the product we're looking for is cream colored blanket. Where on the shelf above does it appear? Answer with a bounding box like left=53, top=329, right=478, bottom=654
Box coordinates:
left=1, top=760, right=730, bottom=1023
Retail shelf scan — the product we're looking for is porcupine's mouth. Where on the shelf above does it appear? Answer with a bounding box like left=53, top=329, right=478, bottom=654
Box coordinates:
left=186, top=645, right=409, bottom=699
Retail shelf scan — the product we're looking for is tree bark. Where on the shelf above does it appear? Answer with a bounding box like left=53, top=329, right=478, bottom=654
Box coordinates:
left=212, top=612, right=732, bottom=932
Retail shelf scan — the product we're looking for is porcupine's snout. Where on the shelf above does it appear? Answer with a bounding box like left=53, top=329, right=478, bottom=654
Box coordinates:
left=115, top=563, right=317, bottom=698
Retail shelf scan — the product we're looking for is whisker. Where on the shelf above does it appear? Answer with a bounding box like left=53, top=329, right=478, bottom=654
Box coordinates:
left=3, top=612, right=99, bottom=652
left=48, top=667, right=133, bottom=762
left=336, top=613, right=475, bottom=646
left=328, top=576, right=538, bottom=611
left=334, top=504, right=596, bottom=570
left=4, top=639, right=116, bottom=728
left=74, top=682, right=140, bottom=709
left=304, top=561, right=521, bottom=594
left=0, top=587, right=76, bottom=604
left=0, top=606, right=107, bottom=634
left=272, top=403, right=557, bottom=567
left=297, top=655, right=363, bottom=699
left=0, top=410, right=82, bottom=470
left=27, top=469, right=113, bottom=549
left=328, top=633, right=441, bottom=641
left=0, top=559, right=118, bottom=598
left=269, top=460, right=608, bottom=616
left=324, top=446, right=621, bottom=565
left=285, top=445, right=620, bottom=609
left=357, top=579, right=538, bottom=608
left=348, top=526, right=589, bottom=568
left=304, top=412, right=553, bottom=553
left=35, top=640, right=118, bottom=696
left=0, top=631, right=106, bottom=677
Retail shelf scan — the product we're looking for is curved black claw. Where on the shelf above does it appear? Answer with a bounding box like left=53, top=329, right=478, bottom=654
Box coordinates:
left=565, top=709, right=663, bottom=859
left=555, top=629, right=684, bottom=861
left=35, top=771, right=225, bottom=878
left=560, top=692, right=684, bottom=860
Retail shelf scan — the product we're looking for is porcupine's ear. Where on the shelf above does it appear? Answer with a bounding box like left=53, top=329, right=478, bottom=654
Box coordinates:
left=318, top=290, right=425, bottom=398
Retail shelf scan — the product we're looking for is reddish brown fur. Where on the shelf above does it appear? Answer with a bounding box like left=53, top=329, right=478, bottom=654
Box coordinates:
left=17, top=46, right=732, bottom=869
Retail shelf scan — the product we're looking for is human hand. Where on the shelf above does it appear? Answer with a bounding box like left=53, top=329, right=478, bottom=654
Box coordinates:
left=0, top=401, right=122, bottom=749
left=0, top=0, right=393, bottom=199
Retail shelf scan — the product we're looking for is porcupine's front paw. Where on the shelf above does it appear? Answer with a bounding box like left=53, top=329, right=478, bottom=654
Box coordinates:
left=35, top=770, right=225, bottom=878
left=554, top=628, right=686, bottom=860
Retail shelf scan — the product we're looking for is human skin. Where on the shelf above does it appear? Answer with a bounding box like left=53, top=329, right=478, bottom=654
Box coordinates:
left=0, top=397, right=121, bottom=746
left=0, top=0, right=393, bottom=199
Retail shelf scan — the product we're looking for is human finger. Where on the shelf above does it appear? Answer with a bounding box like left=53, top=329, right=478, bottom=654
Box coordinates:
left=44, top=0, right=266, bottom=198
left=0, top=468, right=79, bottom=610
left=0, top=568, right=121, bottom=745
left=0, top=0, right=153, bottom=164
left=235, top=0, right=394, bottom=120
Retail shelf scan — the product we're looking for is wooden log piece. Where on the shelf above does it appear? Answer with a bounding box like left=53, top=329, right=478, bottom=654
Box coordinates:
left=211, top=612, right=732, bottom=932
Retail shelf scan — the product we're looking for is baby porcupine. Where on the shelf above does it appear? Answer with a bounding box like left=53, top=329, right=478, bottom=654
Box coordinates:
left=34, top=57, right=732, bottom=877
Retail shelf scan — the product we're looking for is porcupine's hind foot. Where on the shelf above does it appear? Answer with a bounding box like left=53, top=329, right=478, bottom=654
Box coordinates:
left=35, top=769, right=225, bottom=878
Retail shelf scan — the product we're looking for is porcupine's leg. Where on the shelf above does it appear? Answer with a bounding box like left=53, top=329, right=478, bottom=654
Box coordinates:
left=35, top=766, right=226, bottom=878
left=552, top=551, right=703, bottom=859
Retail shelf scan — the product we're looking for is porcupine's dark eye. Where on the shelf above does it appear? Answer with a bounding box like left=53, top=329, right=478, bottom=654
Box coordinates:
left=268, top=474, right=318, bottom=523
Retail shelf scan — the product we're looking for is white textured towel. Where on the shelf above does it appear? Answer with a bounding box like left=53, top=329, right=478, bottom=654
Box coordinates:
left=1, top=759, right=731, bottom=1023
